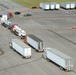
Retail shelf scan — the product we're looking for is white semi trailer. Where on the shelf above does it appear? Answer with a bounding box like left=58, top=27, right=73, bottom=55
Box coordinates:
left=9, top=39, right=31, bottom=58
left=50, top=2, right=60, bottom=10
left=49, top=3, right=55, bottom=10
left=40, top=2, right=49, bottom=10
left=70, top=2, right=75, bottom=9
left=1, top=18, right=12, bottom=28
left=27, top=34, right=44, bottom=52
left=42, top=48, right=74, bottom=71
left=1, top=16, right=12, bottom=28
left=60, top=2, right=75, bottom=9
left=60, top=2, right=70, bottom=9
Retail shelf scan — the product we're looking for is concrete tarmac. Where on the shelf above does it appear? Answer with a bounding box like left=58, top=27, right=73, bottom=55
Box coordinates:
left=0, top=0, right=76, bottom=75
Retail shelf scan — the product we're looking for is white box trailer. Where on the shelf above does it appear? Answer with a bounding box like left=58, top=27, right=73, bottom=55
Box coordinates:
left=67, top=2, right=75, bottom=9
left=27, top=34, right=44, bottom=52
left=40, top=2, right=49, bottom=10
left=49, top=3, right=55, bottom=10
left=70, top=3, right=75, bottom=9
left=60, top=2, right=70, bottom=9
left=1, top=17, right=12, bottom=28
left=73, top=2, right=76, bottom=8
left=75, top=2, right=76, bottom=8
left=10, top=39, right=31, bottom=58
left=40, top=2, right=44, bottom=8
left=2, top=15, right=8, bottom=20
left=50, top=2, right=60, bottom=10
left=44, top=4, right=49, bottom=10
left=42, top=48, right=74, bottom=71
left=72, top=2, right=76, bottom=9
left=55, top=4, right=60, bottom=9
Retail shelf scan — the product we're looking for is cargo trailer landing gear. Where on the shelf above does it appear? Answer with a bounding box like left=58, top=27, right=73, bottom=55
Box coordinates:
left=22, top=56, right=31, bottom=59
left=59, top=66, right=64, bottom=71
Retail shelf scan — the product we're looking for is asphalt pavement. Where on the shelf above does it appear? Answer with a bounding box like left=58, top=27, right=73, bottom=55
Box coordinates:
left=0, top=0, right=76, bottom=75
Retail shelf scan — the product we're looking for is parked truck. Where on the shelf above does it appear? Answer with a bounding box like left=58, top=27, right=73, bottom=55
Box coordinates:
left=9, top=39, right=31, bottom=58
left=26, top=34, right=44, bottom=52
left=40, top=2, right=49, bottom=10
left=73, top=2, right=76, bottom=8
left=60, top=2, right=70, bottom=9
left=1, top=17, right=26, bottom=39
left=49, top=3, right=55, bottom=10
left=60, top=2, right=75, bottom=9
left=69, top=2, right=75, bottom=9
left=1, top=18, right=12, bottom=28
left=50, top=2, right=60, bottom=10
left=42, top=48, right=74, bottom=71
left=11, top=24, right=26, bottom=39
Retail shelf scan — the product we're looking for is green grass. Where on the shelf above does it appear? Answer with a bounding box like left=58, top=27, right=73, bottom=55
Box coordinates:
left=12, top=0, right=76, bottom=8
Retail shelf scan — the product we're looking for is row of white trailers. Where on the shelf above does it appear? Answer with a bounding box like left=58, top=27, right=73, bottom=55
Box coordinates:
left=8, top=27, right=74, bottom=71
left=9, top=38, right=74, bottom=71
left=40, top=2, right=76, bottom=10
left=40, top=2, right=60, bottom=10
left=2, top=8, right=73, bottom=71
left=9, top=35, right=44, bottom=58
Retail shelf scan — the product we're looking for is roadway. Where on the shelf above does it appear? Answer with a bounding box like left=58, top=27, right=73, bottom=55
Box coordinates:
left=0, top=0, right=76, bottom=75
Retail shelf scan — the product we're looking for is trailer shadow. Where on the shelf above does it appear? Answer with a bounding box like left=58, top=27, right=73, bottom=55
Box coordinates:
left=0, top=48, right=4, bottom=56
left=47, top=58, right=69, bottom=72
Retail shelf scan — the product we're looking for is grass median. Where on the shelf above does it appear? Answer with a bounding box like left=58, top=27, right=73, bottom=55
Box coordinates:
left=12, top=0, right=76, bottom=8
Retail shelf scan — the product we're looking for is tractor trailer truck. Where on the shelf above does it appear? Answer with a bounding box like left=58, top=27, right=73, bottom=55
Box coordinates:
left=11, top=25, right=26, bottom=39
left=26, top=34, right=44, bottom=52
left=42, top=48, right=74, bottom=71
left=9, top=39, right=31, bottom=58
left=1, top=16, right=12, bottom=28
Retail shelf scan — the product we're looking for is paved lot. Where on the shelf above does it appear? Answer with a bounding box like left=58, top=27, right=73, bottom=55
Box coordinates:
left=0, top=0, right=76, bottom=75
left=0, top=0, right=30, bottom=12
